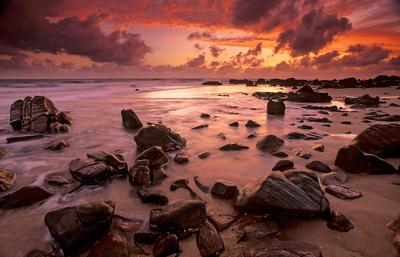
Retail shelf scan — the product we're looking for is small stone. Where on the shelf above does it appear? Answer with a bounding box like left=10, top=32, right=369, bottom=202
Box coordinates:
left=325, top=185, right=363, bottom=199
left=298, top=125, right=313, bottom=130
left=321, top=172, right=348, bottom=186
left=271, top=150, right=288, bottom=158
left=219, top=143, right=249, bottom=151
left=306, top=160, right=332, bottom=173
left=247, top=133, right=257, bottom=139
left=137, top=189, right=168, bottom=205
left=45, top=174, right=72, bottom=186
left=217, top=132, right=226, bottom=140
left=272, top=160, right=294, bottom=171
left=198, top=152, right=211, bottom=159
left=256, top=135, right=284, bottom=153
left=211, top=180, right=238, bottom=199
left=200, top=113, right=211, bottom=119
left=341, top=121, right=352, bottom=124
left=245, top=120, right=260, bottom=128
left=128, top=165, right=151, bottom=186
left=327, top=211, right=354, bottom=232
left=196, top=221, right=225, bottom=257
left=229, top=121, right=239, bottom=127
left=121, top=109, right=143, bottom=129
left=0, top=168, right=15, bottom=191
left=192, top=124, right=209, bottom=130
left=312, top=144, right=324, bottom=152
left=207, top=212, right=237, bottom=231
left=267, top=99, right=286, bottom=115
left=174, top=151, right=189, bottom=164
left=153, top=234, right=180, bottom=257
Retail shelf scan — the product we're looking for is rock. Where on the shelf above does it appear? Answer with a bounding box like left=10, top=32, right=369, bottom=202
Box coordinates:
left=387, top=213, right=400, bottom=254
left=25, top=250, right=48, bottom=257
left=303, top=105, right=340, bottom=112
left=152, top=167, right=168, bottom=185
left=69, top=158, right=112, bottom=184
left=0, top=147, right=6, bottom=158
left=10, top=96, right=71, bottom=133
left=245, top=120, right=260, bottom=128
left=44, top=201, right=114, bottom=257
left=287, top=85, right=332, bottom=103
left=174, top=151, right=189, bottom=164
left=192, top=124, right=209, bottom=130
left=45, top=139, right=69, bottom=150
left=0, top=168, right=15, bottom=191
left=87, top=151, right=128, bottom=176
left=272, top=160, right=294, bottom=171
left=267, top=99, right=286, bottom=115
left=128, top=162, right=151, bottom=186
left=305, top=117, right=332, bottom=123
left=0, top=186, right=52, bottom=210
left=335, top=145, right=397, bottom=174
left=247, top=133, right=257, bottom=139
left=194, top=176, right=210, bottom=193
left=219, top=143, right=249, bottom=151
left=45, top=174, right=72, bottom=186
left=256, top=135, right=284, bottom=153
left=153, top=234, right=180, bottom=257
left=134, top=230, right=160, bottom=244
left=86, top=232, right=128, bottom=257
left=325, top=185, right=362, bottom=199
left=298, top=125, right=313, bottom=130
left=200, top=113, right=211, bottom=119
left=121, top=109, right=143, bottom=129
left=137, top=189, right=169, bottom=205
left=271, top=150, right=288, bottom=158
left=207, top=212, right=237, bottom=231
left=327, top=211, right=354, bottom=232
left=136, top=146, right=168, bottom=169
left=217, top=132, right=226, bottom=140
left=134, top=123, right=186, bottom=152
left=341, top=121, right=351, bottom=124
left=170, top=179, right=199, bottom=200
left=234, top=170, right=329, bottom=216
left=6, top=134, right=44, bottom=144
left=229, top=121, right=239, bottom=127
left=285, top=132, right=306, bottom=139
left=312, top=144, right=324, bottom=152
left=196, top=221, right=224, bottom=257
left=344, top=94, right=379, bottom=107
left=198, top=152, right=211, bottom=159
left=321, top=172, right=348, bottom=186
left=150, top=200, right=207, bottom=234
left=211, top=180, right=239, bottom=199
left=305, top=160, right=331, bottom=173
left=202, top=81, right=222, bottom=85
left=242, top=221, right=279, bottom=240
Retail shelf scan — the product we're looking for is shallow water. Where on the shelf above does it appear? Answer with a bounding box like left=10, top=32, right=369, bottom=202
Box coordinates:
left=0, top=80, right=399, bottom=257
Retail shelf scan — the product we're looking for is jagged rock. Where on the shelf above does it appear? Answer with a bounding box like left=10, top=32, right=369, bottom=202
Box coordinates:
left=229, top=121, right=239, bottom=127
left=200, top=113, right=211, bottom=119
left=272, top=160, right=294, bottom=171
left=211, top=180, right=239, bottom=199
left=137, top=189, right=168, bottom=205
left=134, top=123, right=186, bottom=152
left=287, top=85, right=332, bottom=103
left=312, top=144, right=324, bottom=152
left=153, top=234, right=180, bottom=257
left=325, top=185, right=362, bottom=199
left=234, top=170, right=329, bottom=216
left=267, top=99, right=286, bottom=115
left=136, top=146, right=168, bottom=169
left=150, top=200, right=206, bottom=234
left=321, top=172, right=348, bottom=186
left=196, top=221, right=225, bottom=257
left=198, top=152, right=211, bottom=159
left=128, top=160, right=151, bottom=186
left=245, top=120, right=260, bottom=128
left=10, top=96, right=71, bottom=133
left=69, top=158, right=112, bottom=184
left=306, top=160, right=332, bottom=173
left=0, top=186, right=52, bottom=210
left=219, top=143, right=249, bottom=151
left=256, top=135, right=284, bottom=153
left=121, top=109, right=143, bottom=129
left=344, top=94, right=379, bottom=107
left=86, top=232, right=128, bottom=257
left=45, top=139, right=70, bottom=150
left=327, top=211, right=354, bottom=232
left=44, top=201, right=114, bottom=257
left=0, top=168, right=15, bottom=191
left=87, top=151, right=128, bottom=176
left=207, top=212, right=237, bottom=231
left=271, top=150, right=288, bottom=158
left=174, top=151, right=189, bottom=164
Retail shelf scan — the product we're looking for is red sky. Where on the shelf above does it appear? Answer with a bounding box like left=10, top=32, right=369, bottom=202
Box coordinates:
left=0, top=0, right=399, bottom=79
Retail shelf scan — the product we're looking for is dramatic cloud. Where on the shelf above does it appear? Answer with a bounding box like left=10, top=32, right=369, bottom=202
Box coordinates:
left=194, top=44, right=203, bottom=50
left=275, top=9, right=352, bottom=56
left=209, top=45, right=225, bottom=57
left=338, top=44, right=390, bottom=66
left=313, top=50, right=340, bottom=64
left=185, top=54, right=206, bottom=67
left=187, top=32, right=213, bottom=40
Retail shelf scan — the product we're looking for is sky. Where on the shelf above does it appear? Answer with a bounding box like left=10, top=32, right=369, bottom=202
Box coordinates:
left=0, top=0, right=399, bottom=79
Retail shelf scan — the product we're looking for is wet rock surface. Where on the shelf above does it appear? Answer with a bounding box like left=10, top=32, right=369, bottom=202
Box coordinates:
left=137, top=189, right=169, bottom=205
left=267, top=99, right=286, bottom=115
left=245, top=120, right=260, bottom=128
left=0, top=186, right=52, bottom=210
left=325, top=185, right=363, bottom=199
left=321, top=172, right=348, bottom=186
left=272, top=160, right=294, bottom=171
left=136, top=146, right=168, bottom=169
left=121, top=109, right=143, bottom=129
left=153, top=234, right=180, bottom=257
left=45, top=139, right=70, bottom=150
left=256, top=135, right=284, bottom=153
left=69, top=158, right=113, bottom=184
left=0, top=168, right=15, bottom=192
left=174, top=151, right=189, bottom=164
left=327, top=211, right=354, bottom=232
left=196, top=221, right=224, bottom=257
left=86, top=232, right=129, bottom=257
left=344, top=94, right=380, bottom=107
left=211, top=180, right=239, bottom=199
left=287, top=85, right=332, bottom=103
left=305, top=160, right=332, bottom=173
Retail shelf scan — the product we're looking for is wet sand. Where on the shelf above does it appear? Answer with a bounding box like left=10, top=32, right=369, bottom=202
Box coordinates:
left=0, top=82, right=399, bottom=257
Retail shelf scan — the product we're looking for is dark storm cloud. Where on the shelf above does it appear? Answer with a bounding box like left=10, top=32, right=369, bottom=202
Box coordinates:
left=0, top=0, right=151, bottom=66
left=187, top=32, right=213, bottom=40
left=313, top=50, right=340, bottom=64
left=185, top=54, right=206, bottom=67
left=209, top=45, right=225, bottom=57
left=338, top=44, right=390, bottom=66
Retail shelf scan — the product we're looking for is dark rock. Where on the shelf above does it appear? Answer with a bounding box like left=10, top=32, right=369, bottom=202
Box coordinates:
left=170, top=179, right=199, bottom=200
left=128, top=162, right=151, bottom=186
left=211, top=180, right=239, bottom=199
left=153, top=234, right=180, bottom=257
left=245, top=120, right=260, bottom=128
left=134, top=123, right=186, bottom=152
left=137, top=189, right=168, bottom=205
left=247, top=133, right=257, bottom=139
left=25, top=250, right=48, bottom=257
left=207, top=212, right=237, bottom=231
left=0, top=147, right=6, bottom=158
left=192, top=124, right=209, bottom=130
left=234, top=170, right=329, bottom=216
left=0, top=168, right=15, bottom=191
left=305, top=117, right=332, bottom=123
left=134, top=230, right=160, bottom=244
left=87, top=150, right=128, bottom=176
left=272, top=160, right=294, bottom=171
left=7, top=134, right=45, bottom=144
left=194, top=176, right=210, bottom=193
left=86, top=232, right=129, bottom=257
left=44, top=201, right=114, bottom=257
left=0, top=186, right=52, bottom=210
left=327, top=211, right=354, bottom=232
left=302, top=105, right=340, bottom=112
left=341, top=121, right=351, bottom=124
left=293, top=148, right=312, bottom=159
left=338, top=77, right=357, bottom=88
left=136, top=146, right=168, bottom=169
left=271, top=150, right=288, bottom=158
left=150, top=200, right=207, bottom=234
left=312, top=144, right=324, bottom=152
left=45, top=174, right=72, bottom=186
left=321, top=172, right=348, bottom=186
left=174, top=151, right=189, bottom=164
left=287, top=85, right=332, bottom=103
left=305, top=160, right=331, bottom=173
left=256, top=135, right=284, bottom=153
left=325, top=185, right=362, bottom=199
left=197, top=221, right=224, bottom=257
left=45, top=139, right=69, bottom=150
left=298, top=125, right=313, bottom=130
left=229, top=121, right=239, bottom=127
left=242, top=221, right=279, bottom=240
left=200, top=113, right=211, bottom=119
left=121, top=109, right=143, bottom=130
left=285, top=132, right=306, bottom=139
left=198, top=152, right=211, bottom=159
left=217, top=132, right=226, bottom=140
left=267, top=99, right=286, bottom=115
left=69, top=158, right=112, bottom=184
left=219, top=143, right=249, bottom=151
left=202, top=81, right=222, bottom=85
left=344, top=94, right=379, bottom=107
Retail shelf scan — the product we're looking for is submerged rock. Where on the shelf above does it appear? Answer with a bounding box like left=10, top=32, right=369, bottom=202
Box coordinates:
left=87, top=150, right=128, bottom=176
left=229, top=121, right=239, bottom=127
left=174, top=151, right=189, bottom=164
left=198, top=152, right=211, bottom=159
left=137, top=189, right=168, bottom=205
left=0, top=186, right=52, bottom=210
left=325, top=185, right=362, bottom=199
left=121, top=109, right=143, bottom=129
left=272, top=160, right=294, bottom=171
left=153, top=234, right=180, bottom=257
left=234, top=170, right=329, bottom=216
left=200, top=113, right=211, bottom=119
left=207, top=212, right=237, bottom=231
left=211, top=180, right=239, bottom=199
left=45, top=174, right=72, bottom=186
left=305, top=160, right=332, bottom=173
left=6, top=134, right=44, bottom=144
left=134, top=123, right=186, bottom=152
left=0, top=168, right=15, bottom=192
left=45, top=139, right=70, bottom=151
left=327, top=211, right=354, bottom=232
left=219, top=143, right=249, bottom=151
left=196, top=221, right=225, bottom=257
left=44, top=201, right=114, bottom=257
left=170, top=179, right=199, bottom=200
left=344, top=94, right=379, bottom=107
left=287, top=85, right=332, bottom=103
left=267, top=99, right=286, bottom=115
left=256, top=135, right=284, bottom=153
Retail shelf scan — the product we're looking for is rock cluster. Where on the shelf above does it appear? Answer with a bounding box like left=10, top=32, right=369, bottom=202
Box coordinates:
left=287, top=85, right=332, bottom=103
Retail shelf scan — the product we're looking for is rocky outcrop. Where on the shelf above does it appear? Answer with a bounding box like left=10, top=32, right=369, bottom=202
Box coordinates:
left=287, top=85, right=332, bottom=103
left=87, top=151, right=128, bottom=176
left=234, top=170, right=329, bottom=216
left=219, top=143, right=249, bottom=151
left=0, top=186, right=52, bottom=210
left=121, top=109, right=143, bottom=129
left=10, top=96, right=71, bottom=133
left=267, top=99, right=286, bottom=115
left=69, top=158, right=113, bottom=185
left=134, top=123, right=186, bottom=152
left=44, top=201, right=114, bottom=257
left=344, top=94, right=380, bottom=107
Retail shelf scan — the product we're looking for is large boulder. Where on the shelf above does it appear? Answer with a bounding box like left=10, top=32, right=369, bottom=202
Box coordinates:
left=234, top=170, right=329, bottom=216
left=69, top=159, right=113, bottom=184
left=10, top=96, right=71, bottom=133
left=0, top=186, right=52, bottom=210
left=267, top=99, right=286, bottom=115
left=287, top=85, right=332, bottom=103
left=121, top=109, right=143, bottom=129
left=44, top=201, right=114, bottom=257
left=134, top=123, right=186, bottom=152
left=135, top=146, right=168, bottom=168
